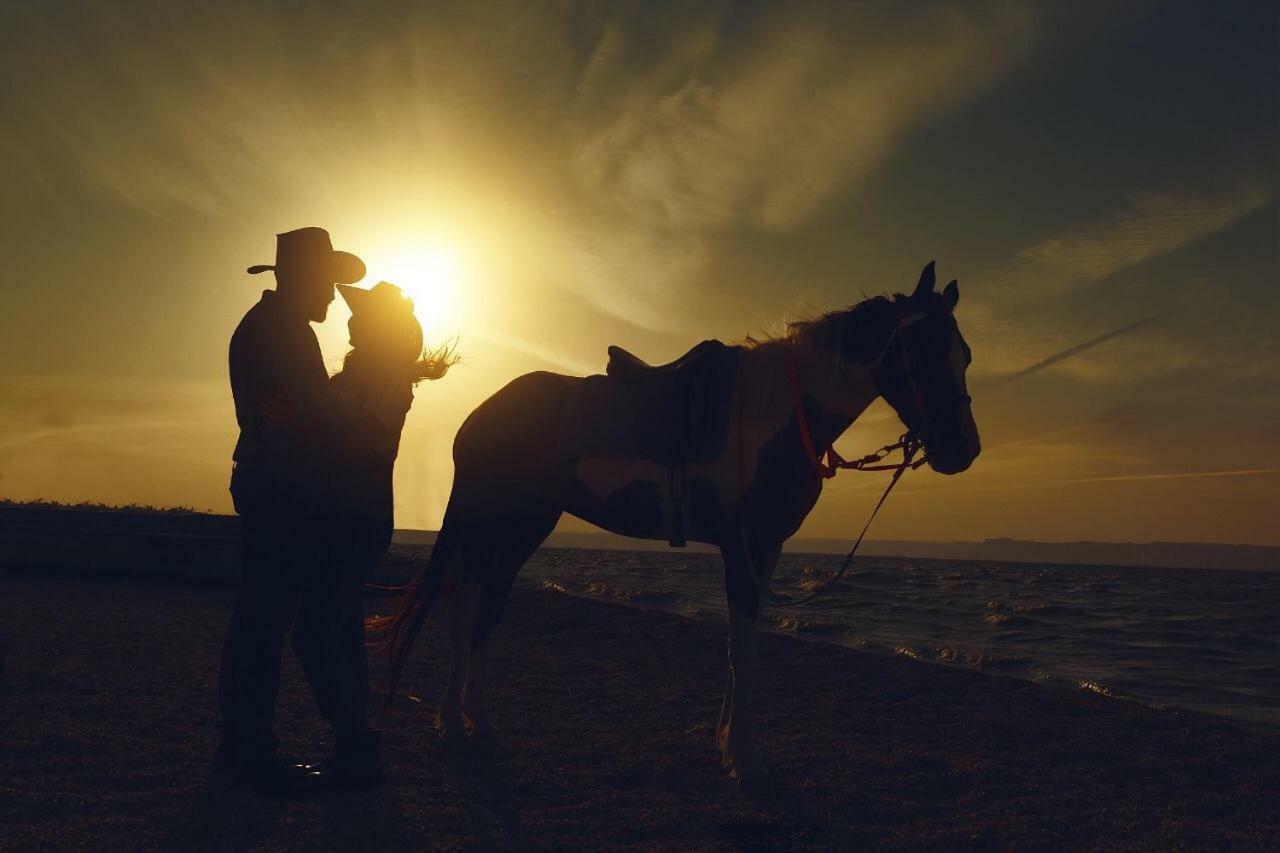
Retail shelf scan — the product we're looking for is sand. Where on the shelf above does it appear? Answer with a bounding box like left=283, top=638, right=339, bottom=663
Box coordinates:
left=1, top=567, right=1276, bottom=851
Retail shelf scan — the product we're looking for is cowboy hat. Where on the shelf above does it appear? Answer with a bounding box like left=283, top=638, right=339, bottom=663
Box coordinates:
left=336, top=281, right=415, bottom=316
left=246, top=227, right=365, bottom=284
left=338, top=281, right=425, bottom=357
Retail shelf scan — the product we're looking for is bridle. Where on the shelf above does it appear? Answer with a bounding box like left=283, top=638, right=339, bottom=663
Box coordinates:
left=874, top=307, right=972, bottom=452
left=737, top=304, right=958, bottom=607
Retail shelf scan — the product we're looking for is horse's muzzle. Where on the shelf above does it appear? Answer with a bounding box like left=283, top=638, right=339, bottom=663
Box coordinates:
left=924, top=407, right=980, bottom=475
left=928, top=446, right=978, bottom=475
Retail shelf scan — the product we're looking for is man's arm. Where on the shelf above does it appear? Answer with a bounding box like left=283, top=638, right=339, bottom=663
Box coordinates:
left=261, top=329, right=396, bottom=467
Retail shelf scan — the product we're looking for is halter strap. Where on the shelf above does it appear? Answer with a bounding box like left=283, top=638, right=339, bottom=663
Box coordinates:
left=871, top=310, right=928, bottom=369
left=785, top=349, right=837, bottom=478
left=784, top=346, right=926, bottom=477
left=733, top=344, right=928, bottom=608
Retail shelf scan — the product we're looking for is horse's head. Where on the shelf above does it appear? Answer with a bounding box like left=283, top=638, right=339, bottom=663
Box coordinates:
left=868, top=262, right=981, bottom=475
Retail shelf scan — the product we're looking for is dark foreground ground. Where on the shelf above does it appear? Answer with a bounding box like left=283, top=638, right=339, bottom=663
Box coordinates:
left=1, top=573, right=1276, bottom=851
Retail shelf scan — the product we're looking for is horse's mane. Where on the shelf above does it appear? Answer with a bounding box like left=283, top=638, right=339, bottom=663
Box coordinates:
left=743, top=294, right=902, bottom=364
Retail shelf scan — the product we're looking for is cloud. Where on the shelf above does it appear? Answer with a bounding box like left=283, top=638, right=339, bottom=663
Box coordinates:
left=994, top=187, right=1272, bottom=299
left=964, top=181, right=1273, bottom=382
left=576, top=5, right=1037, bottom=232
left=2, top=1, right=1042, bottom=337
left=563, top=2, right=1040, bottom=328
left=0, top=376, right=234, bottom=508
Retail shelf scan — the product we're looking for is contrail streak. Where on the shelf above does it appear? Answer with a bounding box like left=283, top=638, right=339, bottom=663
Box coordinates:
left=1053, top=468, right=1280, bottom=485
left=881, top=467, right=1280, bottom=498
left=986, top=312, right=1170, bottom=387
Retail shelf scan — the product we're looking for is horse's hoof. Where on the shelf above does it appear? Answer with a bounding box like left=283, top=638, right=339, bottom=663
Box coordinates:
left=723, top=749, right=774, bottom=795
left=467, top=725, right=505, bottom=759
left=439, top=729, right=469, bottom=758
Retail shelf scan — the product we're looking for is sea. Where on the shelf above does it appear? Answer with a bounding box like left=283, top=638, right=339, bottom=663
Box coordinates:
left=512, top=549, right=1280, bottom=731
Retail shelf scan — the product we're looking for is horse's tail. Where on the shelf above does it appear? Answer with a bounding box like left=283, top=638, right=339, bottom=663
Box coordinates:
left=364, top=520, right=457, bottom=719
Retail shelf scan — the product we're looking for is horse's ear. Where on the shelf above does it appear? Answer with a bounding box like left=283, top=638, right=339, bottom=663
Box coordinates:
left=913, top=261, right=936, bottom=299
left=943, top=279, right=959, bottom=309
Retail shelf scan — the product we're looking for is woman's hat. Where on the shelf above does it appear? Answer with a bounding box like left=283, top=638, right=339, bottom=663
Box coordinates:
left=336, top=281, right=415, bottom=315
left=246, top=227, right=365, bottom=284
left=338, top=282, right=424, bottom=353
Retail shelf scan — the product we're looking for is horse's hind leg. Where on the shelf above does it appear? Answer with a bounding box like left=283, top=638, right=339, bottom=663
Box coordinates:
left=439, top=579, right=481, bottom=745
left=463, top=510, right=561, bottom=747
left=435, top=511, right=560, bottom=747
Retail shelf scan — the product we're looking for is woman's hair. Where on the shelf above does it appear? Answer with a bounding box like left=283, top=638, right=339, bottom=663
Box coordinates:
left=410, top=338, right=460, bottom=383
left=344, top=310, right=461, bottom=384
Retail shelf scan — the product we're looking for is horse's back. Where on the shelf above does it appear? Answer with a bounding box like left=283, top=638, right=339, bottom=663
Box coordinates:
left=451, top=371, right=579, bottom=505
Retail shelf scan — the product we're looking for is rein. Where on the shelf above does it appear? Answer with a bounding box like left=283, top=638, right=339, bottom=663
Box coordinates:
left=735, top=337, right=928, bottom=608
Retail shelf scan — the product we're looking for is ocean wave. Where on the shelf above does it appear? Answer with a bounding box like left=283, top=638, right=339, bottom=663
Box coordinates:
left=963, top=652, right=1031, bottom=670
left=581, top=581, right=679, bottom=605
left=774, top=616, right=847, bottom=636
left=521, top=549, right=1279, bottom=728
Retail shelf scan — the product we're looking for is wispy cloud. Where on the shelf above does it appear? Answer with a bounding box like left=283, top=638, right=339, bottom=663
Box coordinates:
left=965, top=181, right=1273, bottom=383
left=995, top=188, right=1271, bottom=299
left=565, top=2, right=1040, bottom=328
left=577, top=5, right=1037, bottom=232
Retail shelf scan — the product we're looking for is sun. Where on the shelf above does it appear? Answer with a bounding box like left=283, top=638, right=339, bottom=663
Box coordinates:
left=367, top=243, right=464, bottom=336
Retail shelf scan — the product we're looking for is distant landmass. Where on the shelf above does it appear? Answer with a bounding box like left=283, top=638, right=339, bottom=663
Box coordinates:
left=0, top=502, right=1274, bottom=576
left=392, top=528, right=1279, bottom=573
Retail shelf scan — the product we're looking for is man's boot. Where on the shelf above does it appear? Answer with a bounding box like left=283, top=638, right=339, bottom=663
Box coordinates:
left=304, top=729, right=385, bottom=790
left=212, top=740, right=315, bottom=795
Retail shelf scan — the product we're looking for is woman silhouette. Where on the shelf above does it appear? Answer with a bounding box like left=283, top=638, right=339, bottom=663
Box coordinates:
left=295, top=280, right=455, bottom=788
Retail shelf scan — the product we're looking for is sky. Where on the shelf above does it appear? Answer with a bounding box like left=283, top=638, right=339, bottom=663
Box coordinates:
left=1, top=0, right=1276, bottom=545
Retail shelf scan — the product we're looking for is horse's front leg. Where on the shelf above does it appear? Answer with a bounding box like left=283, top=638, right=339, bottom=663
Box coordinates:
left=716, top=665, right=733, bottom=754
left=719, top=542, right=780, bottom=786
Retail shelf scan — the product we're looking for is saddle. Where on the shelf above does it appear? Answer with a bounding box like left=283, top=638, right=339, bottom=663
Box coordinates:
left=558, top=339, right=742, bottom=546
left=605, top=339, right=724, bottom=384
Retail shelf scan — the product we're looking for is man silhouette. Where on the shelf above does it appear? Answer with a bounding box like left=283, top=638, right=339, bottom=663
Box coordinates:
left=215, top=227, right=383, bottom=792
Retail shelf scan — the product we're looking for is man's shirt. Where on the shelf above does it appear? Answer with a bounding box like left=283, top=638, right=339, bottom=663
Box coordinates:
left=229, top=290, right=332, bottom=509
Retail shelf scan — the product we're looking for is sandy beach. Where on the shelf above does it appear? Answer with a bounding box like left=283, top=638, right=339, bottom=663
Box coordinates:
left=2, top=562, right=1277, bottom=851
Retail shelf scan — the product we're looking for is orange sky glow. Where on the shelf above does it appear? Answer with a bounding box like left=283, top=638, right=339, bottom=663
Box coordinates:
left=1, top=1, right=1275, bottom=545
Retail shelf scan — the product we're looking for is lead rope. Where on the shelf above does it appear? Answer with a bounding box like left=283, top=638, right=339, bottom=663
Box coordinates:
left=736, top=346, right=926, bottom=608
left=764, top=438, right=919, bottom=607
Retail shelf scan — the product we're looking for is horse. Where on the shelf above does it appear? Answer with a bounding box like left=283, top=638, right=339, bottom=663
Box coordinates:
left=368, top=261, right=980, bottom=786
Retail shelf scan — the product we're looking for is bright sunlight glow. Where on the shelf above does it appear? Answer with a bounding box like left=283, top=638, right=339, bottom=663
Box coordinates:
left=366, top=242, right=465, bottom=336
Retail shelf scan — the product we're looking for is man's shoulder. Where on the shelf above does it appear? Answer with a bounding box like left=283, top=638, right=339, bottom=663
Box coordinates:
left=229, top=291, right=326, bottom=386
left=230, top=293, right=288, bottom=370
left=231, top=292, right=313, bottom=349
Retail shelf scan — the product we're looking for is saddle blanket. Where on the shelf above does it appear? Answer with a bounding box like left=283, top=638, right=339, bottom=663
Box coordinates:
left=557, top=341, right=742, bottom=467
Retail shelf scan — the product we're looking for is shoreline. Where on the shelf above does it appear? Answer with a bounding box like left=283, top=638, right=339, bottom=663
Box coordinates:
left=4, top=503, right=1276, bottom=574
left=535, top=579, right=1280, bottom=738
left=6, top=536, right=1276, bottom=734
left=3, top=571, right=1277, bottom=850
left=385, top=545, right=1280, bottom=735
